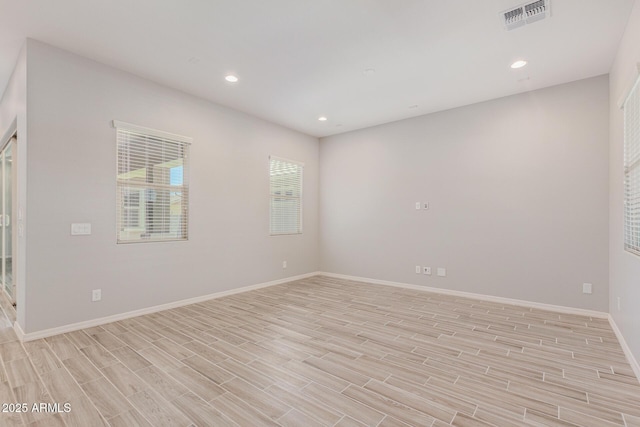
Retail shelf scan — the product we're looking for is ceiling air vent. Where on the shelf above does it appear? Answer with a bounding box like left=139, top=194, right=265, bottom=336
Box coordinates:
left=501, top=0, right=550, bottom=31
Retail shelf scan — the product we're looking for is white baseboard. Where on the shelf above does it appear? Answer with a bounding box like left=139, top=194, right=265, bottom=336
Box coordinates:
left=318, top=272, right=609, bottom=319
left=18, top=271, right=320, bottom=342
left=608, top=315, right=640, bottom=383
left=13, top=321, right=24, bottom=341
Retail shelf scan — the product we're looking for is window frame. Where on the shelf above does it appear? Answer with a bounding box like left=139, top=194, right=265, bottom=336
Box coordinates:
left=269, top=155, right=304, bottom=236
left=113, top=120, right=191, bottom=244
left=624, top=75, right=640, bottom=257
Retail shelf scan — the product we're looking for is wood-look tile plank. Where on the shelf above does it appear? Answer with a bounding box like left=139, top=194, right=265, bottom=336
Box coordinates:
left=181, top=355, right=234, bottom=385
left=152, top=339, right=194, bottom=361
left=81, top=377, right=133, bottom=420
left=378, top=416, right=415, bottom=427
left=80, top=345, right=119, bottom=369
left=211, top=392, right=281, bottom=427
left=473, top=405, right=527, bottom=427
left=137, top=346, right=184, bottom=372
left=304, top=355, right=370, bottom=385
left=115, top=331, right=152, bottom=351
left=384, top=375, right=477, bottom=416
left=110, top=346, right=152, bottom=372
left=64, top=330, right=96, bottom=349
left=157, top=328, right=192, bottom=345
left=167, top=366, right=226, bottom=402
left=266, top=383, right=342, bottom=425
left=558, top=407, right=623, bottom=427
left=128, top=388, right=192, bottom=427
left=624, top=414, right=640, bottom=427
left=0, top=341, right=27, bottom=362
left=217, top=358, right=274, bottom=390
left=88, top=332, right=126, bottom=351
left=171, top=392, right=238, bottom=427
left=364, top=379, right=456, bottom=423
left=22, top=347, right=61, bottom=376
left=100, top=363, right=147, bottom=397
left=11, top=381, right=53, bottom=424
left=58, top=394, right=108, bottom=427
left=278, top=408, right=325, bottom=427
left=283, top=359, right=350, bottom=391
left=248, top=359, right=309, bottom=388
left=302, top=382, right=385, bottom=426
left=452, top=412, right=497, bottom=427
left=6, top=358, right=40, bottom=388
left=27, top=414, right=65, bottom=427
left=107, top=409, right=153, bottom=427
left=39, top=366, right=83, bottom=402
left=136, top=365, right=190, bottom=401
left=334, top=416, right=368, bottom=427
left=342, top=384, right=436, bottom=426
left=63, top=355, right=102, bottom=384
left=182, top=340, right=228, bottom=363
left=221, top=377, right=291, bottom=420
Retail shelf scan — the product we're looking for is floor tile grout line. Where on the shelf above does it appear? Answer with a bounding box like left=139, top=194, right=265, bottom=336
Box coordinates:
left=51, top=334, right=160, bottom=427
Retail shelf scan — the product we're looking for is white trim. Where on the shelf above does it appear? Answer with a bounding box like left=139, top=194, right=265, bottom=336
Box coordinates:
left=318, top=272, right=609, bottom=319
left=18, top=272, right=320, bottom=342
left=617, top=63, right=640, bottom=109
left=13, top=321, right=24, bottom=341
left=112, top=120, right=193, bottom=144
left=608, top=314, right=640, bottom=384
left=0, top=117, right=17, bottom=150
left=269, top=155, right=305, bottom=167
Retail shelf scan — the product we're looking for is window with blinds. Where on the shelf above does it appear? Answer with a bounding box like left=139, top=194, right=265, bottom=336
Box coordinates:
left=114, top=121, right=191, bottom=243
left=270, top=156, right=303, bottom=235
left=624, top=76, right=640, bottom=256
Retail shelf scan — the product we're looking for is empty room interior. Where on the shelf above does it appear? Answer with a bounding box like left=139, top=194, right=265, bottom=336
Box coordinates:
left=1, top=0, right=640, bottom=426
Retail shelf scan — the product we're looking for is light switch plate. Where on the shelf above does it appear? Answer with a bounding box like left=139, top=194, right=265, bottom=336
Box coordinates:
left=437, top=268, right=446, bottom=277
left=71, top=223, right=92, bottom=235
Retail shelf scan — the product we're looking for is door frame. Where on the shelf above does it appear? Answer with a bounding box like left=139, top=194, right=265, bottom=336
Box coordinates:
left=0, top=132, right=16, bottom=303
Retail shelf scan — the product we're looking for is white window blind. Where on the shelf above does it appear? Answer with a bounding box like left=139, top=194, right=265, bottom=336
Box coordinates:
left=624, top=76, right=640, bottom=256
left=270, top=156, right=303, bottom=235
left=114, top=121, right=191, bottom=243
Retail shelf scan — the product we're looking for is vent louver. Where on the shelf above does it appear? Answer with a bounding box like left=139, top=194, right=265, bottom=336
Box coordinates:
left=501, top=0, right=550, bottom=31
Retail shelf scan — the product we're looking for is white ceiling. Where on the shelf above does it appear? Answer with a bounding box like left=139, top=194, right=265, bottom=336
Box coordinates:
left=0, top=0, right=635, bottom=137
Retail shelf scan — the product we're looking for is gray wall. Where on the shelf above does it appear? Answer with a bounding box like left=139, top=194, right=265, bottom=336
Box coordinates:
left=320, top=76, right=610, bottom=312
left=609, top=0, right=640, bottom=362
left=24, top=40, right=319, bottom=334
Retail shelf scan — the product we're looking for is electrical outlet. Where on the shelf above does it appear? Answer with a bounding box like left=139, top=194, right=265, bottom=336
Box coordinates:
left=282, top=261, right=287, bottom=269
left=437, top=268, right=446, bottom=277
left=415, top=266, right=421, bottom=274
left=92, top=289, right=101, bottom=302
left=582, top=283, right=592, bottom=294
left=423, top=266, right=431, bottom=275
left=423, top=202, right=429, bottom=210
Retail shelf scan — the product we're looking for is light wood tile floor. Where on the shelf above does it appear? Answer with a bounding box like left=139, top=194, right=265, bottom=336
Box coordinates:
left=0, top=276, right=638, bottom=426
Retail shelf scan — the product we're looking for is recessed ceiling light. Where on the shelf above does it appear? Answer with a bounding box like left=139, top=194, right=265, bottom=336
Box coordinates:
left=318, top=116, right=328, bottom=122
left=225, top=75, right=239, bottom=83
left=510, top=60, right=527, bottom=69
left=409, top=105, right=418, bottom=109
left=363, top=68, right=376, bottom=76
